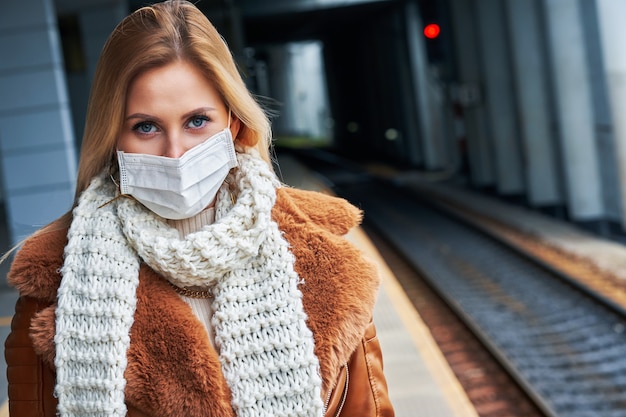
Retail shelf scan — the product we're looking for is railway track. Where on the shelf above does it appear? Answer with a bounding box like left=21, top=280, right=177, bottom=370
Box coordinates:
left=288, top=149, right=626, bottom=417
left=364, top=223, right=544, bottom=417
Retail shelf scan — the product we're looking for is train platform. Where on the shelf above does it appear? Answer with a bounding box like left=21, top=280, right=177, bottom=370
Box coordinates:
left=277, top=149, right=626, bottom=416
left=389, top=168, right=626, bottom=284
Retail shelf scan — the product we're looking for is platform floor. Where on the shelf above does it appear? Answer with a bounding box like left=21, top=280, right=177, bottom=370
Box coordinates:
left=0, top=155, right=479, bottom=417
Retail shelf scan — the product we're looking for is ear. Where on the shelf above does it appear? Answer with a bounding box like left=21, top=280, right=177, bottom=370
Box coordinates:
left=230, top=115, right=242, bottom=142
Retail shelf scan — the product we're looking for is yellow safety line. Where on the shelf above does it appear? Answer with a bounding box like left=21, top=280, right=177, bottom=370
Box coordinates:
left=0, top=317, right=11, bottom=327
left=346, top=226, right=480, bottom=417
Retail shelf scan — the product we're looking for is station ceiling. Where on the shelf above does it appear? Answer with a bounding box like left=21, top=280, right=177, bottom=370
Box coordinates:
left=54, top=0, right=401, bottom=45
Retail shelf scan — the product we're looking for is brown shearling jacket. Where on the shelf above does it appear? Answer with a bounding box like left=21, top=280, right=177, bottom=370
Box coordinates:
left=5, top=187, right=395, bottom=417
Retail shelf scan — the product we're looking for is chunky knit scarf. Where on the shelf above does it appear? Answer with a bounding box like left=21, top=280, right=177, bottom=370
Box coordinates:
left=55, top=149, right=324, bottom=417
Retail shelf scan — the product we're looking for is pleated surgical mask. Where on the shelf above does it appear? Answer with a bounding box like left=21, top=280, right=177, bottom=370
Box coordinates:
left=116, top=127, right=238, bottom=219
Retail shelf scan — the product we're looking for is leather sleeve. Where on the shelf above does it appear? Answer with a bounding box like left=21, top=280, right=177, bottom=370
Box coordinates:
left=4, top=296, right=57, bottom=417
left=324, top=320, right=395, bottom=417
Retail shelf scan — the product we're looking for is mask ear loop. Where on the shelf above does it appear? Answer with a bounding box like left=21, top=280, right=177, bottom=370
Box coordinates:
left=225, top=108, right=237, bottom=205
left=98, top=156, right=133, bottom=209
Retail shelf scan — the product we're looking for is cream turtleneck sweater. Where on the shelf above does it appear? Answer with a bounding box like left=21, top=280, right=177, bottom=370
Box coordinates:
left=167, top=207, right=216, bottom=344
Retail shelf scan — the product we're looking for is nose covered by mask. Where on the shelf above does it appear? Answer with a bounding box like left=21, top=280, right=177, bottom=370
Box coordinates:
left=116, top=127, right=238, bottom=220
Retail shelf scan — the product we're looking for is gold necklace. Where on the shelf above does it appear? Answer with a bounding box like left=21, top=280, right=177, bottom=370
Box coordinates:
left=168, top=281, right=213, bottom=299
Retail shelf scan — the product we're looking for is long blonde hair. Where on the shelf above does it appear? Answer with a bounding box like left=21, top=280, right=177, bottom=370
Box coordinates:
left=51, top=0, right=272, bottom=231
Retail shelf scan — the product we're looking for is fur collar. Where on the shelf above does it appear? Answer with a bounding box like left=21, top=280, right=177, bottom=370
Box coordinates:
left=8, top=187, right=379, bottom=416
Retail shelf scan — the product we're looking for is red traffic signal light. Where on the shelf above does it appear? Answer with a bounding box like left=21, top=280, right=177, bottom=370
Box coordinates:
left=424, top=23, right=440, bottom=39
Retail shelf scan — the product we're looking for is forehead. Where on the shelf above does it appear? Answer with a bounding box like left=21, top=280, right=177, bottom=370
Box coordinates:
left=126, top=61, right=223, bottom=113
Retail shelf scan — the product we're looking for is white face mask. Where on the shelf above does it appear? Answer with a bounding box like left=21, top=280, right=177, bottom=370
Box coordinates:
left=116, top=127, right=238, bottom=220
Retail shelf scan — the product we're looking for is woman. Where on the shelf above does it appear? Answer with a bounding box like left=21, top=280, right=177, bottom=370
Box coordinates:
left=4, top=1, right=394, bottom=416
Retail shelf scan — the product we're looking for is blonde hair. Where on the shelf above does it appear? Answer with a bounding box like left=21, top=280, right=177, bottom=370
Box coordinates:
left=40, top=0, right=273, bottom=233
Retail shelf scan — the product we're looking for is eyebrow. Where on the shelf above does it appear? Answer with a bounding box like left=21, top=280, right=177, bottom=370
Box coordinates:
left=125, top=107, right=217, bottom=122
left=182, top=106, right=216, bottom=119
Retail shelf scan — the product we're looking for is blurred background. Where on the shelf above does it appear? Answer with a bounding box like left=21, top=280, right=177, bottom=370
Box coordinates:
left=4, top=0, right=626, bottom=414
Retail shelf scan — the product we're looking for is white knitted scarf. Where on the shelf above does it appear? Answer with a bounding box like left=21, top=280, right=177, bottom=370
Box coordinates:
left=55, top=149, right=324, bottom=417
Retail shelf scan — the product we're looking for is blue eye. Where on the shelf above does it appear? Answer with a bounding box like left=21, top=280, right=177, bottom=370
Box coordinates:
left=133, top=122, right=157, bottom=134
left=187, top=116, right=209, bottom=129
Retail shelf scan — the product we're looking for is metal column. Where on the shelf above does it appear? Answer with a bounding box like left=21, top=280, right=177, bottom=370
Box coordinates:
left=504, top=0, right=562, bottom=207
left=475, top=0, right=524, bottom=195
left=596, top=0, right=626, bottom=229
left=542, top=0, right=604, bottom=221
left=405, top=1, right=446, bottom=170
left=448, top=0, right=494, bottom=187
